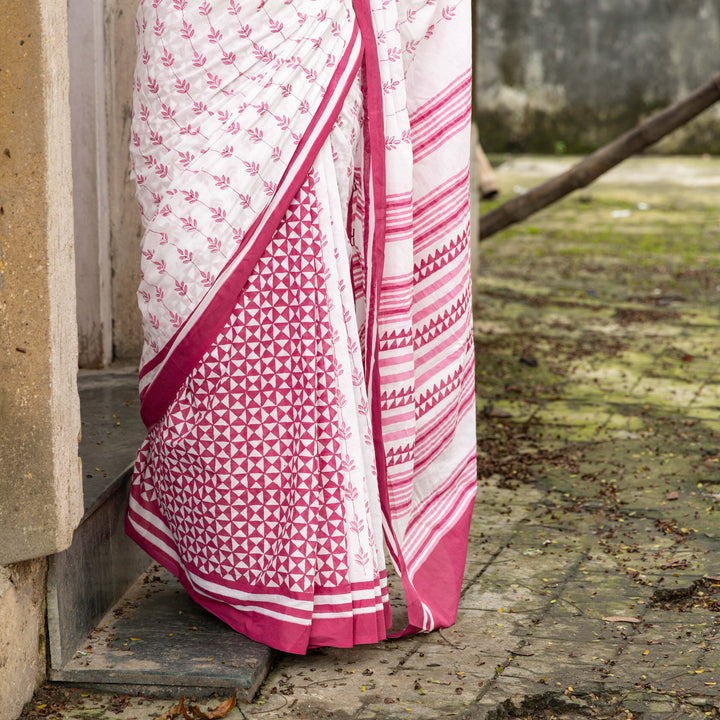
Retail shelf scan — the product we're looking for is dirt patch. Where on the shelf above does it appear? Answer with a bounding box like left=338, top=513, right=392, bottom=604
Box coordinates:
left=651, top=577, right=720, bottom=613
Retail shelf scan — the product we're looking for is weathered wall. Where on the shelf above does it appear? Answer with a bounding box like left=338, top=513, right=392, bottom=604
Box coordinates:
left=0, top=0, right=82, bottom=714
left=0, top=562, right=46, bottom=718
left=107, top=0, right=144, bottom=362
left=474, top=0, right=720, bottom=153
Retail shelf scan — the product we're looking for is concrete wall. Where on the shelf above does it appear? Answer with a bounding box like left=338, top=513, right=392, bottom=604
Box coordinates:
left=474, top=0, right=720, bottom=153
left=0, top=0, right=83, bottom=715
left=107, top=0, right=144, bottom=362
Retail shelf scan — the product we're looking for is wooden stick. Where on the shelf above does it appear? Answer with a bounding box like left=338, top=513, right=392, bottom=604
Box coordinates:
left=478, top=71, right=720, bottom=241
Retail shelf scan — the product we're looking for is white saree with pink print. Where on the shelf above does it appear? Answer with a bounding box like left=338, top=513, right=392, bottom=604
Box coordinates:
left=126, top=0, right=476, bottom=654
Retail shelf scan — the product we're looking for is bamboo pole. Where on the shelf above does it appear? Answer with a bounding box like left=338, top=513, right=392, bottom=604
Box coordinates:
left=478, top=71, right=720, bottom=241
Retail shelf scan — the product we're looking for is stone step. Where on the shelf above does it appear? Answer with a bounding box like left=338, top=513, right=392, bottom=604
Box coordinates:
left=47, top=368, right=274, bottom=700
left=49, top=566, right=274, bottom=700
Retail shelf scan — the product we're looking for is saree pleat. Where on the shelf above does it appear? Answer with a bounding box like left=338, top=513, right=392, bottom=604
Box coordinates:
left=127, top=0, right=476, bottom=653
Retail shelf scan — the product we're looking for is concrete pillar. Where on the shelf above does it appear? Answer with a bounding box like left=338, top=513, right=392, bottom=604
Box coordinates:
left=0, top=1, right=82, bottom=711
left=0, top=0, right=83, bottom=563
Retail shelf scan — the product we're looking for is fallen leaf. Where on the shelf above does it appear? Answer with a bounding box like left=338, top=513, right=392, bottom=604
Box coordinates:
left=666, top=491, right=679, bottom=501
left=187, top=694, right=237, bottom=720
left=154, top=696, right=186, bottom=720
left=602, top=616, right=641, bottom=623
left=509, top=649, right=535, bottom=656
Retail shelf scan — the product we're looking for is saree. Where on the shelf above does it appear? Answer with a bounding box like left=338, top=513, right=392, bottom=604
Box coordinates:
left=126, top=0, right=476, bottom=654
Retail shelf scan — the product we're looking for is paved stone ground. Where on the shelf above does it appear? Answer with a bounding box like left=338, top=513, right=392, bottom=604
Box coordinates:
left=21, top=157, right=720, bottom=720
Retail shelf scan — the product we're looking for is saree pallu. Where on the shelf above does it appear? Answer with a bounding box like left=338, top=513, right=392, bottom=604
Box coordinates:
left=126, top=0, right=476, bottom=654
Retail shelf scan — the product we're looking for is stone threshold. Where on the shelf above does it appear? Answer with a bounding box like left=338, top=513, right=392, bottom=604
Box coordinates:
left=47, top=368, right=274, bottom=701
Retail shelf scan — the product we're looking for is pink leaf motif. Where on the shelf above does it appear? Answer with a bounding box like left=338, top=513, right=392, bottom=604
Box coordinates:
left=376, top=30, right=386, bottom=44
left=192, top=101, right=207, bottom=115
left=327, top=54, right=336, bottom=68
left=178, top=150, right=195, bottom=167
left=182, top=189, right=199, bottom=203
left=174, top=280, right=188, bottom=296
left=180, top=20, right=195, bottom=40
left=349, top=519, right=365, bottom=535
left=243, top=160, right=260, bottom=175
left=291, top=131, right=301, bottom=144
left=269, top=18, right=283, bottom=33
left=354, top=549, right=369, bottom=567
left=304, top=68, right=317, bottom=83
left=222, top=50, right=236, bottom=65
left=263, top=180, right=276, bottom=196
left=247, top=127, right=263, bottom=143
left=287, top=55, right=302, bottom=69
left=153, top=19, right=165, bottom=37
left=177, top=248, right=193, bottom=264
left=139, top=290, right=151, bottom=304
left=175, top=78, right=190, bottom=94
left=238, top=194, right=252, bottom=209
left=252, top=45, right=275, bottom=63
left=161, top=49, right=174, bottom=67
left=151, top=192, right=162, bottom=205
left=206, top=73, right=222, bottom=89
left=345, top=485, right=359, bottom=502
left=142, top=249, right=154, bottom=260
left=405, top=39, right=420, bottom=55
left=214, top=174, right=230, bottom=189
left=254, top=101, right=270, bottom=115
left=199, top=1, right=212, bottom=16
left=147, top=77, right=160, bottom=94
left=442, top=5, right=456, bottom=20
left=237, top=23, right=252, bottom=38
left=217, top=110, right=230, bottom=124
left=299, top=100, right=310, bottom=114
left=297, top=12, right=307, bottom=24
left=385, top=135, right=400, bottom=150
left=200, top=271, right=215, bottom=288
left=149, top=313, right=160, bottom=330
left=316, top=9, right=327, bottom=21
left=153, top=261, right=166, bottom=276
left=425, top=23, right=435, bottom=39
left=210, top=206, right=227, bottom=222
left=232, top=228, right=244, bottom=242
left=192, top=51, right=206, bottom=67
left=220, top=145, right=234, bottom=158
left=383, top=79, right=400, bottom=93
left=155, top=163, right=169, bottom=178
left=331, top=21, right=341, bottom=36
left=159, top=203, right=171, bottom=216
left=142, top=49, right=150, bottom=65
left=160, top=103, right=175, bottom=120
left=169, top=311, right=183, bottom=328
left=149, top=130, right=164, bottom=146
left=228, top=0, right=241, bottom=15
left=155, top=286, right=164, bottom=301
left=207, top=236, right=222, bottom=253
left=277, top=114, right=290, bottom=130
left=227, top=122, right=242, bottom=135
left=387, top=46, right=401, bottom=62
left=271, top=146, right=281, bottom=162
left=181, top=216, right=198, bottom=231
left=139, top=104, right=150, bottom=122
left=173, top=0, right=187, bottom=10
left=352, top=369, right=364, bottom=387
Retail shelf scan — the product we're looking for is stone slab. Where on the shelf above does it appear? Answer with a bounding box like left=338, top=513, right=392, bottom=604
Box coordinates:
left=50, top=568, right=274, bottom=701
left=77, top=367, right=145, bottom=512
